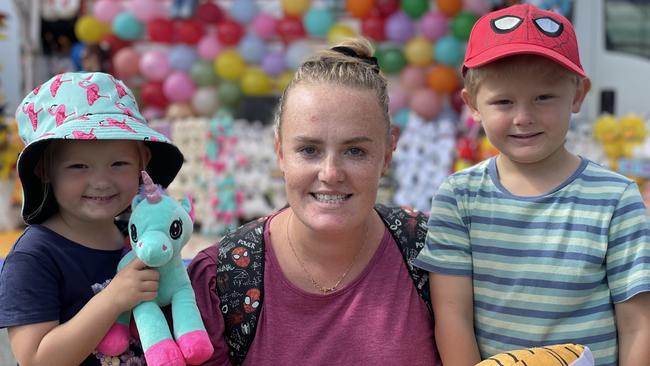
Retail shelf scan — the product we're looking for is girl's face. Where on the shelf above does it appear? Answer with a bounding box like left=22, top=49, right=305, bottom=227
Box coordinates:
left=47, top=140, right=144, bottom=226
left=276, top=83, right=392, bottom=233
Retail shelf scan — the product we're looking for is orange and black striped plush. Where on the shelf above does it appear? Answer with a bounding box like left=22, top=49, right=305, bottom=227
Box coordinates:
left=476, top=344, right=594, bottom=366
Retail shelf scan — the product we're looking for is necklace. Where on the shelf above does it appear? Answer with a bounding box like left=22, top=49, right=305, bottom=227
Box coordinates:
left=286, top=212, right=368, bottom=294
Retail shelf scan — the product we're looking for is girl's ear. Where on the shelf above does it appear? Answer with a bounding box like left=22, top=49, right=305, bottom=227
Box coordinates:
left=33, top=157, right=49, bottom=182
left=139, top=144, right=152, bottom=171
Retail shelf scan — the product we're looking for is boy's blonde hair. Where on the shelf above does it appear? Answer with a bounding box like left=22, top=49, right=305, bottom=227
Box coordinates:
left=273, top=38, right=390, bottom=141
left=463, top=55, right=584, bottom=105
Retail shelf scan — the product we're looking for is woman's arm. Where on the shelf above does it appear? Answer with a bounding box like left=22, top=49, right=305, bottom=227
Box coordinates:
left=429, top=272, right=481, bottom=366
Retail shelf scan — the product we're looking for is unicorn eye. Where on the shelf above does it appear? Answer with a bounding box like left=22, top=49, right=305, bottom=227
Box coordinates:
left=169, top=219, right=182, bottom=239
left=130, top=224, right=138, bottom=243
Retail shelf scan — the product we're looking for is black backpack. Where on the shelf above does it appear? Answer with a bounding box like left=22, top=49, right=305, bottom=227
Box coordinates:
left=215, top=204, right=431, bottom=365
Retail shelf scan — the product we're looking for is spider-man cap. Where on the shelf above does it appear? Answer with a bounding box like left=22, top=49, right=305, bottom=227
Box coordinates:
left=462, top=3, right=585, bottom=77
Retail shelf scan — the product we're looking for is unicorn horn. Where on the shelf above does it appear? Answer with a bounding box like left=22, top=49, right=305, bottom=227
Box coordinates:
left=141, top=171, right=161, bottom=203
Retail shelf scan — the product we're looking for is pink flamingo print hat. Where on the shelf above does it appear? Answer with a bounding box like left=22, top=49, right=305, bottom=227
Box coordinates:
left=15, top=71, right=184, bottom=224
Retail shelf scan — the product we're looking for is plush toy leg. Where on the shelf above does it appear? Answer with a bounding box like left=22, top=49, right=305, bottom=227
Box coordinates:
left=96, top=312, right=131, bottom=356
left=171, top=285, right=214, bottom=364
left=134, top=301, right=184, bottom=366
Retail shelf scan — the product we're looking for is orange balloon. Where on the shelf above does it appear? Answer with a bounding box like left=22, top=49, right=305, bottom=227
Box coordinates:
left=346, top=0, right=375, bottom=18
left=436, top=0, right=463, bottom=17
left=427, top=65, right=460, bottom=94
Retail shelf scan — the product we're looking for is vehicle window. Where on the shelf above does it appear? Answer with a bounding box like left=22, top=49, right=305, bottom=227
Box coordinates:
left=605, top=0, right=650, bottom=59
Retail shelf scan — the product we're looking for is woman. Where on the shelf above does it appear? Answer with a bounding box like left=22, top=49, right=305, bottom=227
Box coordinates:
left=189, top=38, right=439, bottom=365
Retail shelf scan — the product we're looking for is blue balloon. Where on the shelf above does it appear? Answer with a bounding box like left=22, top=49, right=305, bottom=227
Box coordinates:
left=70, top=42, right=86, bottom=70
left=285, top=41, right=313, bottom=70
left=230, top=0, right=258, bottom=24
left=434, top=35, right=464, bottom=66
left=112, top=12, right=144, bottom=41
left=303, top=8, right=335, bottom=37
left=393, top=108, right=411, bottom=131
left=168, top=45, right=199, bottom=72
left=238, top=35, right=266, bottom=64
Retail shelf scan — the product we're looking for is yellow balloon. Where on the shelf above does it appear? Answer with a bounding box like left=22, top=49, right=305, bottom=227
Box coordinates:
left=75, top=16, right=110, bottom=44
left=405, top=37, right=433, bottom=66
left=281, top=0, right=312, bottom=16
left=327, top=23, right=356, bottom=45
left=275, top=71, right=295, bottom=93
left=241, top=68, right=273, bottom=96
left=214, top=50, right=246, bottom=81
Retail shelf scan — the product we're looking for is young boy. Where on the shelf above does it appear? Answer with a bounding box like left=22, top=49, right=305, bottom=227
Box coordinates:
left=414, top=4, right=650, bottom=366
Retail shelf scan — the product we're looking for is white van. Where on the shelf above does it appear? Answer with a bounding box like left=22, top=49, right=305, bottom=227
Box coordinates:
left=572, top=0, right=650, bottom=122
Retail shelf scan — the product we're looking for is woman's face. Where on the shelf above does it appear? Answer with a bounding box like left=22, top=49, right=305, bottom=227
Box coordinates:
left=276, top=83, right=392, bottom=233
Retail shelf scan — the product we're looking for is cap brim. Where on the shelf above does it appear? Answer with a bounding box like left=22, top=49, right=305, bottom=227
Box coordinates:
left=463, top=43, right=586, bottom=77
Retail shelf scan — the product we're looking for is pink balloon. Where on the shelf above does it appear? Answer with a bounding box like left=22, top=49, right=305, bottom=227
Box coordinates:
left=140, top=49, right=171, bottom=81
left=399, top=66, right=427, bottom=92
left=388, top=85, right=409, bottom=115
left=420, top=11, right=449, bottom=41
left=112, top=47, right=140, bottom=79
left=252, top=13, right=277, bottom=40
left=163, top=72, right=196, bottom=103
left=409, top=88, right=442, bottom=120
left=127, top=0, right=165, bottom=22
left=197, top=34, right=223, bottom=60
left=93, top=0, right=123, bottom=23
left=463, top=0, right=491, bottom=15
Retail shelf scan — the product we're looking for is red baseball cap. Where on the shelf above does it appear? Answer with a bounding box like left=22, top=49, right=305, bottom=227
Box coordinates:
left=462, top=3, right=585, bottom=77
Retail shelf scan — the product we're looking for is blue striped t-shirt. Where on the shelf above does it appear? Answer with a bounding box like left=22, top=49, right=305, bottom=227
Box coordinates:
left=414, top=157, right=650, bottom=366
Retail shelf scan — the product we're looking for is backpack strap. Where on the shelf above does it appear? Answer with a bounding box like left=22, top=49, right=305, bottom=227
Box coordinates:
left=215, top=216, right=267, bottom=366
left=374, top=204, right=433, bottom=316
left=216, top=205, right=432, bottom=365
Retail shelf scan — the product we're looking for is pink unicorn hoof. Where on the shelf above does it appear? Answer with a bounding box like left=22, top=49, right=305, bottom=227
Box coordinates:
left=96, top=323, right=129, bottom=356
left=177, top=330, right=214, bottom=365
left=145, top=339, right=185, bottom=366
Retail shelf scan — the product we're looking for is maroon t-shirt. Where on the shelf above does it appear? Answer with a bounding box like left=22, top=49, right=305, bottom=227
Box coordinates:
left=189, top=215, right=439, bottom=365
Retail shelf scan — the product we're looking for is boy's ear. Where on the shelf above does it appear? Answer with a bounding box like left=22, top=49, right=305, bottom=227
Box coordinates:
left=572, top=77, right=592, bottom=113
left=461, top=88, right=482, bottom=123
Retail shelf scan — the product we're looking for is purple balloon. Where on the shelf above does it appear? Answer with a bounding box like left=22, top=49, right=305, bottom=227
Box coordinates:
left=385, top=12, right=416, bottom=43
left=261, top=51, right=286, bottom=76
left=168, top=45, right=198, bottom=72
left=420, top=11, right=449, bottom=41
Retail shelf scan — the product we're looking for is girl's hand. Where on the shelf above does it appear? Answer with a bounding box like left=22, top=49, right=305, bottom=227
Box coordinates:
left=101, top=258, right=159, bottom=313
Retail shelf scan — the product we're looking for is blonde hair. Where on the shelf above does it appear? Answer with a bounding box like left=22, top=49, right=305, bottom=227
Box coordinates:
left=273, top=37, right=390, bottom=141
left=464, top=55, right=583, bottom=105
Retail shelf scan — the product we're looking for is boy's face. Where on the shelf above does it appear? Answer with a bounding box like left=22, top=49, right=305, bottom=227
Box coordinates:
left=462, top=64, right=589, bottom=167
left=47, top=140, right=143, bottom=226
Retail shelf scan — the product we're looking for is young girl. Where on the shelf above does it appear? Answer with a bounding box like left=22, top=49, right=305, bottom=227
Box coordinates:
left=0, top=72, right=184, bottom=366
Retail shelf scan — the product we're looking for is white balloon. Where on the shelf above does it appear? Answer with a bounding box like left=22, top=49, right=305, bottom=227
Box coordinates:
left=192, top=87, right=220, bottom=117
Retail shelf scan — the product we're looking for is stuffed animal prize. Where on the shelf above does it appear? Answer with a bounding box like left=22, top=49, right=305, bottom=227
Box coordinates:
left=97, top=171, right=213, bottom=366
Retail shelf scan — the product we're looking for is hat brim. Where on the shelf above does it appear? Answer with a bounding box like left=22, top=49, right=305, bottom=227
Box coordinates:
left=17, top=116, right=184, bottom=224
left=463, top=43, right=586, bottom=77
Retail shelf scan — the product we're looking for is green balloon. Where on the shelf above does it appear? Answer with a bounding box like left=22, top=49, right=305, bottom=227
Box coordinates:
left=190, top=60, right=218, bottom=87
left=376, top=47, right=406, bottom=75
left=218, top=80, right=241, bottom=106
left=401, top=0, right=429, bottom=19
left=452, top=11, right=479, bottom=41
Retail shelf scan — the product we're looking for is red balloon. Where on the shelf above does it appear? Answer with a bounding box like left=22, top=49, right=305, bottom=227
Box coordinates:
left=147, top=18, right=175, bottom=43
left=101, top=33, right=131, bottom=55
left=217, top=19, right=244, bottom=46
left=140, top=81, right=168, bottom=109
left=361, top=15, right=385, bottom=41
left=277, top=16, right=306, bottom=44
left=375, top=0, right=400, bottom=17
left=177, top=19, right=205, bottom=45
left=197, top=2, right=223, bottom=24
left=450, top=87, right=465, bottom=114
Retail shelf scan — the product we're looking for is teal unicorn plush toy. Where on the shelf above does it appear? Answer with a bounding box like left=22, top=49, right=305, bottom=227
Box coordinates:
left=96, top=171, right=213, bottom=366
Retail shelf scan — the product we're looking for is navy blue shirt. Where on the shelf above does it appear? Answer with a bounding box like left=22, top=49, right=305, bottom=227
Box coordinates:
left=0, top=225, right=143, bottom=365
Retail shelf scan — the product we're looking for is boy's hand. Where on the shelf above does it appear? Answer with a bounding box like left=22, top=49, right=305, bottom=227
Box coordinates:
left=102, top=258, right=159, bottom=313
